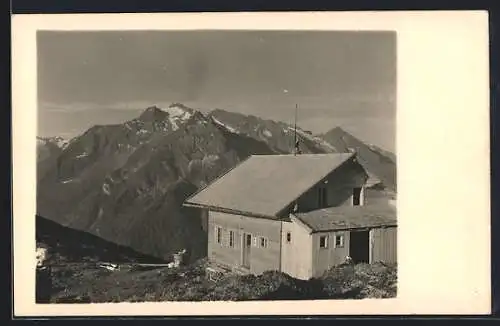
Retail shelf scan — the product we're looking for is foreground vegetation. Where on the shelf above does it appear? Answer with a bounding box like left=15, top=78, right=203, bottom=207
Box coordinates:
left=36, top=215, right=397, bottom=303
left=37, top=260, right=397, bottom=303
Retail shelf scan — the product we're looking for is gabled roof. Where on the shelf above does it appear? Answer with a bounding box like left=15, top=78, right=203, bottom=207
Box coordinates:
left=184, top=153, right=356, bottom=218
left=294, top=204, right=397, bottom=232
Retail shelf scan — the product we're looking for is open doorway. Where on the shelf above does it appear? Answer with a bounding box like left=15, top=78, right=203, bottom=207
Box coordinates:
left=349, top=230, right=370, bottom=263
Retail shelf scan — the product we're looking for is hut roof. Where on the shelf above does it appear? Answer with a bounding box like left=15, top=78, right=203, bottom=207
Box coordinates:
left=184, top=153, right=357, bottom=218
left=294, top=204, right=397, bottom=232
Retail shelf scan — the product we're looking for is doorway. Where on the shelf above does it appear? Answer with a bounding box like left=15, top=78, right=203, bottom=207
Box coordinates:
left=242, top=233, right=252, bottom=269
left=349, top=230, right=370, bottom=263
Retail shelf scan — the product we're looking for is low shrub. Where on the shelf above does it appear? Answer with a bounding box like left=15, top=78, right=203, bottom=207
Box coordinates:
left=42, top=261, right=397, bottom=302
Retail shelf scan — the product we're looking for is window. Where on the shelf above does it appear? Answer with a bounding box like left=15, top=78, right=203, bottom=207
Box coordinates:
left=228, top=230, right=235, bottom=248
left=353, top=187, right=363, bottom=206
left=319, top=236, right=328, bottom=248
left=334, top=234, right=344, bottom=248
left=318, top=187, right=328, bottom=208
left=252, top=235, right=258, bottom=247
left=259, top=236, right=268, bottom=248
left=286, top=232, right=292, bottom=243
left=245, top=233, right=252, bottom=247
left=215, top=226, right=222, bottom=244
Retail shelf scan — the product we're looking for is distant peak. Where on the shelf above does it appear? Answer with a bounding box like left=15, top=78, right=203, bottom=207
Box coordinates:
left=160, top=103, right=196, bottom=119
left=168, top=103, right=192, bottom=110
left=209, top=108, right=225, bottom=113
left=330, top=126, right=346, bottom=133
left=321, top=126, right=351, bottom=138
left=142, top=105, right=165, bottom=114
left=37, top=135, right=65, bottom=141
left=208, top=108, right=233, bottom=114
left=138, top=106, right=168, bottom=121
left=37, top=135, right=69, bottom=149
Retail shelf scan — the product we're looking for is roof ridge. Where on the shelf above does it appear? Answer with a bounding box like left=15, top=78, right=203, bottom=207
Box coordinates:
left=295, top=203, right=397, bottom=232
left=250, top=153, right=353, bottom=156
left=184, top=151, right=360, bottom=218
left=295, top=203, right=396, bottom=215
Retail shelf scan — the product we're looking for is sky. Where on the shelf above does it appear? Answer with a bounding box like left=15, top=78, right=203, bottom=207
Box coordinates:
left=37, top=30, right=396, bottom=152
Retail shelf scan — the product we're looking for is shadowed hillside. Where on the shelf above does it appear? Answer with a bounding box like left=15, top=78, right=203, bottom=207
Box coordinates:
left=36, top=215, right=165, bottom=264
left=37, top=104, right=396, bottom=263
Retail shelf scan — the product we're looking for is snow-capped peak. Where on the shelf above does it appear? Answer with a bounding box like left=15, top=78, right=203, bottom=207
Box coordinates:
left=137, top=104, right=198, bottom=132
left=162, top=105, right=194, bottom=131
left=54, top=137, right=69, bottom=149
left=36, top=137, right=46, bottom=146
left=37, top=136, right=70, bottom=150
left=162, top=104, right=193, bottom=118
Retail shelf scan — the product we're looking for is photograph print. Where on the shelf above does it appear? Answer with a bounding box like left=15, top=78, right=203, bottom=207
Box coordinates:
left=35, top=29, right=397, bottom=303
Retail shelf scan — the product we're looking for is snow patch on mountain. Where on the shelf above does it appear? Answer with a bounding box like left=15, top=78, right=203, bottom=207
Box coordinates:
left=162, top=105, right=190, bottom=118
left=76, top=152, right=89, bottom=159
left=36, top=247, right=47, bottom=267
left=288, top=127, right=338, bottom=152
left=313, top=137, right=337, bottom=152
left=118, top=143, right=134, bottom=152
left=102, top=183, right=111, bottom=195
left=161, top=105, right=194, bottom=131
left=154, top=120, right=170, bottom=132
left=37, top=136, right=70, bottom=150
left=210, top=116, right=239, bottom=134
left=170, top=122, right=180, bottom=131
left=367, top=143, right=394, bottom=159
left=202, top=154, right=220, bottom=169
left=262, top=129, right=273, bottom=138
left=55, top=137, right=69, bottom=149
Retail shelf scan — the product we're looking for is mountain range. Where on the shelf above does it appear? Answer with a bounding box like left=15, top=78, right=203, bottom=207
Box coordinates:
left=37, top=103, right=396, bottom=263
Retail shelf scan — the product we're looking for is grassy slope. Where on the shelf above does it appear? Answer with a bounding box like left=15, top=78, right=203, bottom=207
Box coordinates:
left=39, top=259, right=397, bottom=303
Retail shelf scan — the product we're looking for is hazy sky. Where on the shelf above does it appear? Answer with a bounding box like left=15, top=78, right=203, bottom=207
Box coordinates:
left=37, top=30, right=396, bottom=152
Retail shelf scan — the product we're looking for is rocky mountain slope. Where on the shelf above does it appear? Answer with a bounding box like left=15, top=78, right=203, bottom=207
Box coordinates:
left=208, top=109, right=396, bottom=191
left=318, top=127, right=397, bottom=192
left=37, top=103, right=396, bottom=262
left=37, top=136, right=70, bottom=180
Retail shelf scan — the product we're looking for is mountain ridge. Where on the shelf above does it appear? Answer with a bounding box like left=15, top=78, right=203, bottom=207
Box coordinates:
left=37, top=103, right=396, bottom=261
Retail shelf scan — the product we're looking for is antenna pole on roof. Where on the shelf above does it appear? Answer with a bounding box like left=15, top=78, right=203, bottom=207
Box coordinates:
left=294, top=104, right=301, bottom=156
left=292, top=104, right=298, bottom=212
left=293, top=105, right=296, bottom=155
